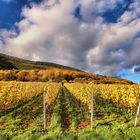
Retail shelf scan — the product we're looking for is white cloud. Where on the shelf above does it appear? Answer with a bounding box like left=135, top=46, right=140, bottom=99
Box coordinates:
left=1, top=0, right=140, bottom=76
left=80, top=0, right=125, bottom=21
left=86, top=21, right=140, bottom=75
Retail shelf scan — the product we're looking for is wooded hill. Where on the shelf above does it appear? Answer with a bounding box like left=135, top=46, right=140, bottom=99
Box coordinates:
left=0, top=53, right=133, bottom=84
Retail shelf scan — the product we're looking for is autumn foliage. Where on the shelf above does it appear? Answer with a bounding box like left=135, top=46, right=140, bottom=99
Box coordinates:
left=0, top=69, right=133, bottom=84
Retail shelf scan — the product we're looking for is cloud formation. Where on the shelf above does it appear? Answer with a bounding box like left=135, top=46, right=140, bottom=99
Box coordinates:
left=0, top=0, right=140, bottom=76
left=134, top=65, right=140, bottom=73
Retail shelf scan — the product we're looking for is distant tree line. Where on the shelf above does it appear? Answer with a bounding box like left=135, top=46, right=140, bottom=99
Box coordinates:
left=0, top=68, right=133, bottom=84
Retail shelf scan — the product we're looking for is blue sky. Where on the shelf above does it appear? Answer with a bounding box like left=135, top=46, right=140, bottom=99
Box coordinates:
left=0, top=0, right=41, bottom=29
left=0, top=0, right=140, bottom=83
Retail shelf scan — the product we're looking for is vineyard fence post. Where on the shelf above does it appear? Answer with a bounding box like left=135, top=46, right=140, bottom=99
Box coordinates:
left=134, top=100, right=140, bottom=127
left=91, top=91, right=94, bottom=129
left=43, top=90, right=46, bottom=130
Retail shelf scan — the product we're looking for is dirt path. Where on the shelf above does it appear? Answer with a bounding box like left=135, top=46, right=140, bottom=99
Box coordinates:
left=45, top=102, right=56, bottom=128
left=64, top=86, right=91, bottom=130
left=60, top=88, right=71, bottom=131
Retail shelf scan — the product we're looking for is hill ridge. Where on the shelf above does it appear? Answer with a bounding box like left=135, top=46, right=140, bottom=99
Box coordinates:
left=0, top=53, right=81, bottom=71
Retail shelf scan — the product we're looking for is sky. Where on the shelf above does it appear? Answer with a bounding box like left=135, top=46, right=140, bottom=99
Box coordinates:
left=0, top=0, right=140, bottom=83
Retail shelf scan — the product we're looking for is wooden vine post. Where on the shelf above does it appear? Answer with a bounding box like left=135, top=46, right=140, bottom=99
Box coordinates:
left=134, top=100, right=140, bottom=127
left=43, top=88, right=47, bottom=130
left=91, top=90, right=94, bottom=129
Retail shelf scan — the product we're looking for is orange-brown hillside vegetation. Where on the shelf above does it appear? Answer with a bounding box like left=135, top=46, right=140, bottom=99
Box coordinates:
left=0, top=53, right=133, bottom=84
left=0, top=69, right=133, bottom=84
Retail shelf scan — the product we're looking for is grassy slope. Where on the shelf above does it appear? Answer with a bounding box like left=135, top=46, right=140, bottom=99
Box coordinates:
left=1, top=85, right=140, bottom=140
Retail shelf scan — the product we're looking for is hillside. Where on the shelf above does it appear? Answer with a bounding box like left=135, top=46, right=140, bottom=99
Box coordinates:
left=0, top=53, right=80, bottom=71
left=0, top=53, right=133, bottom=84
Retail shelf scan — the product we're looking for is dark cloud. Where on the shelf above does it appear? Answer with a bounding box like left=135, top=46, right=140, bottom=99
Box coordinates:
left=134, top=66, right=140, bottom=72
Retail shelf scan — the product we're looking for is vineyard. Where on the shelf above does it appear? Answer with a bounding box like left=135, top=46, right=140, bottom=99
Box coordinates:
left=0, top=82, right=140, bottom=139
left=65, top=83, right=140, bottom=113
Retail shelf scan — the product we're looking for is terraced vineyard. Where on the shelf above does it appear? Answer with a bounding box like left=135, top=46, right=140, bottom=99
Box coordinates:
left=0, top=82, right=140, bottom=140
